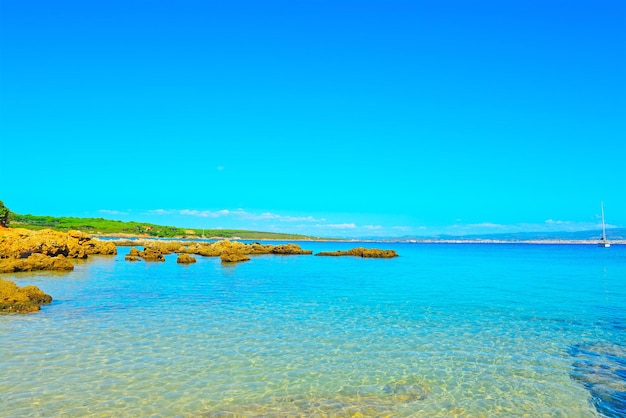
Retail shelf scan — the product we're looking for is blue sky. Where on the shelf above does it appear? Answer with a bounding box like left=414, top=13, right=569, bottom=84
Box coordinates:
left=1, top=0, right=625, bottom=237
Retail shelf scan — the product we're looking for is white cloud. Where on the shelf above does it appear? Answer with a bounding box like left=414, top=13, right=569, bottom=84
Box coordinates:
left=147, top=209, right=172, bottom=215
left=363, top=225, right=383, bottom=230
left=245, top=212, right=323, bottom=222
left=321, top=223, right=357, bottom=229
left=146, top=208, right=325, bottom=223
left=98, top=209, right=129, bottom=216
left=392, top=226, right=413, bottom=231
left=179, top=209, right=230, bottom=218
left=466, top=222, right=507, bottom=229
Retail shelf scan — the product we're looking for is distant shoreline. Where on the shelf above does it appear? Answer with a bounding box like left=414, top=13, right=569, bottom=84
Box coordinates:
left=8, top=211, right=623, bottom=245
left=93, top=233, right=625, bottom=245
left=396, top=239, right=626, bottom=245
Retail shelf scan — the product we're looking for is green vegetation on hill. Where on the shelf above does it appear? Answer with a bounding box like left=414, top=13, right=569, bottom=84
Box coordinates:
left=0, top=201, right=9, bottom=228
left=9, top=213, right=319, bottom=240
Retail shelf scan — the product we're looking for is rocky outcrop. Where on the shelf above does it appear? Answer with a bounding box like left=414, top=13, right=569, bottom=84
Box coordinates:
left=0, top=229, right=117, bottom=260
left=176, top=254, right=196, bottom=264
left=220, top=249, right=250, bottom=263
left=124, top=246, right=166, bottom=262
left=0, top=228, right=117, bottom=274
left=70, top=230, right=117, bottom=256
left=271, top=244, right=313, bottom=255
left=125, top=247, right=141, bottom=261
left=113, top=239, right=146, bottom=247
left=123, top=246, right=166, bottom=262
left=124, top=239, right=314, bottom=260
left=0, top=278, right=52, bottom=313
left=315, top=247, right=398, bottom=258
left=0, top=253, right=74, bottom=273
left=139, top=247, right=165, bottom=262
left=182, top=240, right=312, bottom=258
left=115, top=239, right=313, bottom=264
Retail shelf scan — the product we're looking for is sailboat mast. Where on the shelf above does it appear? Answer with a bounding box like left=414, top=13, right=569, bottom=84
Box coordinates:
left=601, top=202, right=607, bottom=240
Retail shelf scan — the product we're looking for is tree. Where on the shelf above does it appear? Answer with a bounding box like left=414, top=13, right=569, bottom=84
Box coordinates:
left=0, top=200, right=10, bottom=227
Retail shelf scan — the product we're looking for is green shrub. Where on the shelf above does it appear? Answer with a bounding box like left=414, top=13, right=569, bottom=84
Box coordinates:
left=0, top=201, right=9, bottom=227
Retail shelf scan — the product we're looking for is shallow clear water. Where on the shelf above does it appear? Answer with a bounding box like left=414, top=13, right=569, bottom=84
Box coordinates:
left=1, top=242, right=625, bottom=417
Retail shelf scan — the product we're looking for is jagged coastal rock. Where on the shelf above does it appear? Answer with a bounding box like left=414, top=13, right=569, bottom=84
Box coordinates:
left=270, top=244, right=314, bottom=255
left=176, top=254, right=196, bottom=264
left=139, top=247, right=166, bottom=262
left=125, top=247, right=141, bottom=261
left=124, top=246, right=166, bottom=262
left=220, top=249, right=250, bottom=263
left=0, top=228, right=117, bottom=273
left=120, top=240, right=399, bottom=264
left=0, top=253, right=74, bottom=273
left=121, top=240, right=317, bottom=264
left=121, top=239, right=314, bottom=260
left=315, top=247, right=398, bottom=258
left=0, top=278, right=52, bottom=313
left=184, top=240, right=313, bottom=257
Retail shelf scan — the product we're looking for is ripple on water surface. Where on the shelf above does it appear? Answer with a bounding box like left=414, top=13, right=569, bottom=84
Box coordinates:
left=1, top=244, right=625, bottom=416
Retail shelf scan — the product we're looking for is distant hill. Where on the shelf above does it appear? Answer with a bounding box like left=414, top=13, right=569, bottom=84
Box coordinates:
left=8, top=213, right=320, bottom=240
left=401, top=228, right=626, bottom=241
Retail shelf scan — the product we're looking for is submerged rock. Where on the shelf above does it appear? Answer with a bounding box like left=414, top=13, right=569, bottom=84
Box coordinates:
left=570, top=342, right=626, bottom=417
left=0, top=278, right=52, bottom=313
left=315, top=247, right=398, bottom=258
left=176, top=254, right=196, bottom=264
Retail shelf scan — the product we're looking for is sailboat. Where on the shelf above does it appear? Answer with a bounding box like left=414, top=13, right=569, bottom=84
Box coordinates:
left=598, top=202, right=610, bottom=248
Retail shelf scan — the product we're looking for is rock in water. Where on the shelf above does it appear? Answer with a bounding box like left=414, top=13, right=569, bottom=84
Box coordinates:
left=220, top=250, right=250, bottom=263
left=0, top=278, right=52, bottom=313
left=0, top=253, right=74, bottom=273
left=0, top=228, right=117, bottom=273
left=176, top=254, right=196, bottom=264
left=139, top=247, right=165, bottom=262
left=315, top=247, right=398, bottom=258
left=271, top=244, right=313, bottom=255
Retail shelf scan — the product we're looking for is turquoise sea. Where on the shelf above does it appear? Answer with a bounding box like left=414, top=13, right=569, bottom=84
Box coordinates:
left=1, top=242, right=625, bottom=417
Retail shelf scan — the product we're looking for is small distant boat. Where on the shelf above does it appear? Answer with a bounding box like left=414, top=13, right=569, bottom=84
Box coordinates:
left=598, top=202, right=610, bottom=248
